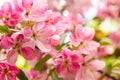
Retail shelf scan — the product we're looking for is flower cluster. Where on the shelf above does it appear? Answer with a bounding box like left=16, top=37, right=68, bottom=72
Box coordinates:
left=0, top=0, right=119, bottom=80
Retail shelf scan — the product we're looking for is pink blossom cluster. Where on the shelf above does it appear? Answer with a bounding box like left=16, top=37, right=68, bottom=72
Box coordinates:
left=98, top=0, right=120, bottom=20
left=0, top=0, right=113, bottom=80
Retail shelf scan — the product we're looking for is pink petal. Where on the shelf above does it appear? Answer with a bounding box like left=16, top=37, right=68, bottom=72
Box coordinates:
left=1, top=2, right=12, bottom=14
left=88, top=60, right=105, bottom=70
left=31, top=0, right=48, bottom=15
left=110, top=32, right=120, bottom=48
left=49, top=35, right=61, bottom=46
left=22, top=0, right=33, bottom=8
left=0, top=74, right=6, bottom=80
left=69, top=62, right=80, bottom=74
left=23, top=26, right=33, bottom=37
left=70, top=34, right=80, bottom=46
left=70, top=25, right=83, bottom=46
left=35, top=40, right=51, bottom=52
left=7, top=73, right=17, bottom=80
left=71, top=54, right=83, bottom=63
left=16, top=34, right=24, bottom=42
left=75, top=25, right=83, bottom=38
left=0, top=37, right=14, bottom=49
left=7, top=49, right=18, bottom=65
left=9, top=65, right=19, bottom=74
left=14, top=0, right=23, bottom=12
left=21, top=47, right=36, bottom=60
left=83, top=27, right=95, bottom=40
left=76, top=67, right=96, bottom=80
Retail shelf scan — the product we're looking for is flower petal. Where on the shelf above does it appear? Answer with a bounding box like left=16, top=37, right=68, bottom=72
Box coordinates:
left=7, top=49, right=18, bottom=65
left=21, top=47, right=36, bottom=60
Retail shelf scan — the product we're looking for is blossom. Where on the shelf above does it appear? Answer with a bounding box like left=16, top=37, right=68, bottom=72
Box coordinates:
left=66, top=0, right=92, bottom=15
left=0, top=2, right=20, bottom=27
left=0, top=36, right=14, bottom=49
left=23, top=14, right=63, bottom=53
left=110, top=31, right=120, bottom=48
left=0, top=34, right=36, bottom=60
left=0, top=62, right=19, bottom=80
left=76, top=55, right=105, bottom=80
left=55, top=49, right=82, bottom=79
left=70, top=25, right=100, bottom=54
left=25, top=68, right=40, bottom=80
left=98, top=0, right=120, bottom=20
left=14, top=0, right=49, bottom=22
left=98, top=45, right=114, bottom=57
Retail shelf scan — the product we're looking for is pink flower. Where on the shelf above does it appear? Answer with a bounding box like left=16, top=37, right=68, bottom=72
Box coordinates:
left=64, top=14, right=83, bottom=31
left=2, top=33, right=36, bottom=60
left=12, top=34, right=36, bottom=60
left=25, top=68, right=39, bottom=80
left=0, top=37, right=14, bottom=49
left=98, top=0, right=120, bottom=20
left=98, top=45, right=113, bottom=57
left=70, top=25, right=95, bottom=46
left=76, top=55, right=105, bottom=80
left=14, top=0, right=49, bottom=22
left=66, top=0, right=92, bottom=15
left=0, top=2, right=20, bottom=27
left=23, top=21, right=62, bottom=53
left=7, top=49, right=18, bottom=65
left=20, top=47, right=36, bottom=60
left=70, top=25, right=100, bottom=54
left=44, top=11, right=61, bottom=25
left=0, top=62, right=19, bottom=80
left=110, top=32, right=120, bottom=48
left=55, top=49, right=82, bottom=79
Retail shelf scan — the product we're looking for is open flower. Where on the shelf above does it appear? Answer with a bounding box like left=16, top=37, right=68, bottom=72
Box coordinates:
left=0, top=62, right=19, bottom=80
left=70, top=25, right=100, bottom=54
left=14, top=0, right=49, bottom=22
left=55, top=49, right=82, bottom=79
left=76, top=55, right=105, bottom=80
left=0, top=2, right=20, bottom=27
left=110, top=31, right=120, bottom=48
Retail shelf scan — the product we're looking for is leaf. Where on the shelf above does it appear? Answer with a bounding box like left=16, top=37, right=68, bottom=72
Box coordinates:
left=0, top=25, right=9, bottom=33
left=100, top=41, right=110, bottom=45
left=51, top=70, right=63, bottom=80
left=56, top=43, right=65, bottom=51
left=34, top=54, right=51, bottom=70
left=17, top=69, right=28, bottom=80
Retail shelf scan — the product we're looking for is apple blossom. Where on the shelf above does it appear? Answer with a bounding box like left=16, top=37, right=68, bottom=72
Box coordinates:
left=0, top=0, right=118, bottom=80
left=0, top=62, right=19, bottom=80
left=55, top=49, right=82, bottom=79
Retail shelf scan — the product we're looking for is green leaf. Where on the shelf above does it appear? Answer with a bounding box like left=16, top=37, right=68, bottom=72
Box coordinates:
left=34, top=54, right=51, bottom=70
left=56, top=43, right=65, bottom=51
left=17, top=69, right=28, bottom=80
left=100, top=41, right=110, bottom=45
left=51, top=70, right=63, bottom=80
left=0, top=25, right=9, bottom=33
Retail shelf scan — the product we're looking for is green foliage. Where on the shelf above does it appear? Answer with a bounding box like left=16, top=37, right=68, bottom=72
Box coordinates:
left=0, top=25, right=9, bottom=33
left=51, top=70, right=63, bottom=80
left=17, top=69, right=28, bottom=80
left=34, top=54, right=51, bottom=70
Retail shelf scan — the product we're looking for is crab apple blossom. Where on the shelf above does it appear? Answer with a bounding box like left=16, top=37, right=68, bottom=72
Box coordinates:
left=55, top=49, right=82, bottom=80
left=0, top=33, right=36, bottom=60
left=0, top=36, right=14, bottom=49
left=0, top=0, right=119, bottom=80
left=70, top=25, right=100, bottom=54
left=0, top=2, right=20, bottom=27
left=76, top=54, right=105, bottom=80
left=98, top=0, right=120, bottom=20
left=110, top=31, right=120, bottom=48
left=0, top=62, right=19, bottom=80
left=14, top=0, right=49, bottom=22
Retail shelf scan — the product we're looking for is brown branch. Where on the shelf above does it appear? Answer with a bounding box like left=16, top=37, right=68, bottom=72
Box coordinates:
left=98, top=70, right=118, bottom=80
